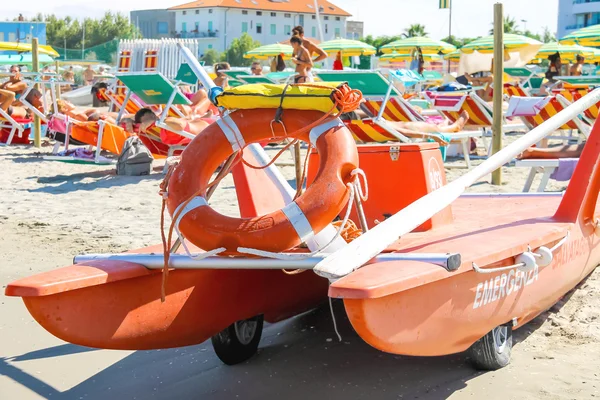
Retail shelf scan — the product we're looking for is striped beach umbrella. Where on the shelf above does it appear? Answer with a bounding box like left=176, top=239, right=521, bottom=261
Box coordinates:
left=535, top=42, right=594, bottom=60
left=380, top=37, right=456, bottom=55
left=319, top=38, right=376, bottom=56
left=560, top=24, right=600, bottom=46
left=244, top=43, right=293, bottom=59
left=460, top=34, right=543, bottom=54
left=380, top=52, right=442, bottom=62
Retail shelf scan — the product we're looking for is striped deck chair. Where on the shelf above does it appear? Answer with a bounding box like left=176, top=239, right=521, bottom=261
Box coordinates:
left=507, top=95, right=591, bottom=140
left=557, top=87, right=600, bottom=121
left=143, top=50, right=159, bottom=73
left=109, top=50, right=133, bottom=112
left=503, top=83, right=529, bottom=98
left=425, top=91, right=495, bottom=127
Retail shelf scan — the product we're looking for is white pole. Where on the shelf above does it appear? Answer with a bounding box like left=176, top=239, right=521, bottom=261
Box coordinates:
left=314, top=87, right=600, bottom=280
left=82, top=20, right=85, bottom=59
left=73, top=252, right=460, bottom=271
left=314, top=0, right=325, bottom=42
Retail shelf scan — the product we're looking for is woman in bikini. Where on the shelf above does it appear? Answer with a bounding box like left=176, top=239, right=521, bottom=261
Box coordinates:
left=290, top=36, right=312, bottom=83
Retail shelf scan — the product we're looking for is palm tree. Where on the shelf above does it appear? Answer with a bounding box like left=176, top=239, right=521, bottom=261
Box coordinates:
left=403, top=24, right=428, bottom=38
left=542, top=27, right=557, bottom=43
left=489, top=15, right=521, bottom=35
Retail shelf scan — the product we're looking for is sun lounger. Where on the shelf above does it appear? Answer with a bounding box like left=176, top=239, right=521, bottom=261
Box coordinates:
left=515, top=159, right=560, bottom=192
left=506, top=95, right=591, bottom=141
left=315, top=70, right=480, bottom=166
left=237, top=75, right=276, bottom=84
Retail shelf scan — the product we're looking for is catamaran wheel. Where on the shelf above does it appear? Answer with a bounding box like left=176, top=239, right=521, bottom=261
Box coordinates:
left=211, top=315, right=264, bottom=365
left=468, top=324, right=513, bottom=371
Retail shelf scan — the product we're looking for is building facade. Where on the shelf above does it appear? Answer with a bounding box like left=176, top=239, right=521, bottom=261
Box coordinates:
left=130, top=9, right=176, bottom=39
left=0, top=22, right=46, bottom=44
left=557, top=0, right=600, bottom=39
left=167, top=0, right=351, bottom=55
left=346, top=20, right=363, bottom=40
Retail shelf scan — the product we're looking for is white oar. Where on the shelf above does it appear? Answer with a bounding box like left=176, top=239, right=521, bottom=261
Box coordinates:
left=314, top=88, right=600, bottom=280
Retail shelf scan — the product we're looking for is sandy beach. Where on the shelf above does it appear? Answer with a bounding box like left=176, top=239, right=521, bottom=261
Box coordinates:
left=1, top=139, right=599, bottom=400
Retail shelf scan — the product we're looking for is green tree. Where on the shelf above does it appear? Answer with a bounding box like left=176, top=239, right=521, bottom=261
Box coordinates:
left=489, top=15, right=521, bottom=35
left=542, top=27, right=557, bottom=43
left=43, top=12, right=139, bottom=62
left=224, top=33, right=260, bottom=66
left=202, top=49, right=224, bottom=65
left=362, top=34, right=402, bottom=56
left=403, top=24, right=428, bottom=38
left=522, top=30, right=542, bottom=42
left=441, top=35, right=478, bottom=48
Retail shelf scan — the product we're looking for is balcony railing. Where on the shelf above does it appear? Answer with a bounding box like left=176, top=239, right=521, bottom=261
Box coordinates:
left=175, top=31, right=219, bottom=38
left=565, top=24, right=585, bottom=30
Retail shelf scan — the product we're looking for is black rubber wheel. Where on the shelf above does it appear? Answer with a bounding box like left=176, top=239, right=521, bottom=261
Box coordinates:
left=468, top=324, right=513, bottom=371
left=211, top=315, right=264, bottom=365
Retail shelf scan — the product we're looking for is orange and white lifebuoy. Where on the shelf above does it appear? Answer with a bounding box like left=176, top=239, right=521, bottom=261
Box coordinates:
left=166, top=108, right=359, bottom=255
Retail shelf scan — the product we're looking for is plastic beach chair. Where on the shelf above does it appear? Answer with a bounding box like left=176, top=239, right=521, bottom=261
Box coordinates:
left=237, top=75, right=276, bottom=84
left=315, top=70, right=481, bottom=167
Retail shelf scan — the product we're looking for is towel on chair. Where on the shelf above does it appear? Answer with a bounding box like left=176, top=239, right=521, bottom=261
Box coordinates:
left=550, top=158, right=578, bottom=182
left=506, top=96, right=551, bottom=117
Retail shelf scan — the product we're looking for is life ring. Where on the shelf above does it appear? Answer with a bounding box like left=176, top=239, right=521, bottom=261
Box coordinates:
left=166, top=108, right=359, bottom=255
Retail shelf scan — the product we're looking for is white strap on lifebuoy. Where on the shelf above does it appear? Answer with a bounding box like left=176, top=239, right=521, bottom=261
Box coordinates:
left=217, top=114, right=245, bottom=152
left=309, top=118, right=344, bottom=146
left=281, top=201, right=315, bottom=242
left=174, top=196, right=208, bottom=228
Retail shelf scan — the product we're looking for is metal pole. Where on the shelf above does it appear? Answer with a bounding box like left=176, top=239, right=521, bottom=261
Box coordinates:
left=55, top=61, right=61, bottom=100
left=492, top=2, right=504, bottom=185
left=314, top=0, right=325, bottom=42
left=32, top=38, right=41, bottom=148
left=82, top=20, right=85, bottom=60
left=448, top=0, right=453, bottom=73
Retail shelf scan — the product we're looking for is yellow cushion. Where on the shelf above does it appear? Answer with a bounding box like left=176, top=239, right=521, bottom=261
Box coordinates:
left=215, top=82, right=346, bottom=113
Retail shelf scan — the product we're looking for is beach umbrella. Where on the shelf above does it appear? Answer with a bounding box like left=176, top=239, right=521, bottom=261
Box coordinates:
left=380, top=52, right=442, bottom=62
left=244, top=43, right=293, bottom=59
left=319, top=38, right=376, bottom=56
left=0, top=41, right=59, bottom=58
left=380, top=37, right=456, bottom=55
left=535, top=42, right=594, bottom=60
left=560, top=24, right=600, bottom=46
left=443, top=50, right=462, bottom=61
left=460, top=34, right=542, bottom=54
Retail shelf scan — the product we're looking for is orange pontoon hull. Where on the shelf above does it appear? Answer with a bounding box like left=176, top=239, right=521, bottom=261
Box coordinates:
left=9, top=247, right=328, bottom=350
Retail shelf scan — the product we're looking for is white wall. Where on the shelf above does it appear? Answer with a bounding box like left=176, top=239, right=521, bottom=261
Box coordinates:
left=173, top=7, right=347, bottom=53
left=557, top=0, right=600, bottom=39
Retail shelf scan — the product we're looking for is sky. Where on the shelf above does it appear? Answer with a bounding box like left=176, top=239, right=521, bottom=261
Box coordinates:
left=2, top=0, right=559, bottom=40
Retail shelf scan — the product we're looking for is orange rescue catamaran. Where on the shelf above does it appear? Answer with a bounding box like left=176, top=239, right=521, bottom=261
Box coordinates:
left=5, top=45, right=600, bottom=371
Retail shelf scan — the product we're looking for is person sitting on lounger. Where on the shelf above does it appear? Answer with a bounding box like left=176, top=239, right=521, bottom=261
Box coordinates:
left=518, top=143, right=585, bottom=160
left=346, top=106, right=470, bottom=145
left=0, top=65, right=28, bottom=101
left=0, top=87, right=43, bottom=119
left=132, top=107, right=213, bottom=146
left=53, top=99, right=123, bottom=124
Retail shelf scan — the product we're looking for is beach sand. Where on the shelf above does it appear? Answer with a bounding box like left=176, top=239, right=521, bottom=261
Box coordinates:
left=0, top=139, right=598, bottom=400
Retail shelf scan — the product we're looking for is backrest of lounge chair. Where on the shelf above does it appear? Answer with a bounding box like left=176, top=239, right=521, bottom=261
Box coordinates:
left=223, top=71, right=252, bottom=80
left=144, top=50, right=159, bottom=73
left=422, top=70, right=443, bottom=80
left=115, top=50, right=133, bottom=96
left=344, top=119, right=397, bottom=143
left=116, top=73, right=191, bottom=106
left=525, top=77, right=544, bottom=90
left=504, top=68, right=533, bottom=79
left=563, top=88, right=599, bottom=120
left=558, top=76, right=600, bottom=86
left=504, top=84, right=529, bottom=98
left=426, top=92, right=493, bottom=126
left=238, top=75, right=274, bottom=84
left=362, top=97, right=426, bottom=122
left=522, top=96, right=584, bottom=131
left=316, top=71, right=399, bottom=97
left=175, top=63, right=199, bottom=85
left=266, top=71, right=295, bottom=82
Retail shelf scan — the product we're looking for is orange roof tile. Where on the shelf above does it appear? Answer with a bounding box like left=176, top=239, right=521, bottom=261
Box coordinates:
left=168, top=0, right=352, bottom=17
